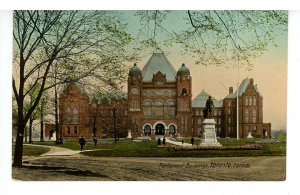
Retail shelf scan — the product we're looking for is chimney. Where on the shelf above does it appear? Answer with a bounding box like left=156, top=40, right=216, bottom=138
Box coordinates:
left=250, top=78, right=254, bottom=85
left=229, top=87, right=233, bottom=94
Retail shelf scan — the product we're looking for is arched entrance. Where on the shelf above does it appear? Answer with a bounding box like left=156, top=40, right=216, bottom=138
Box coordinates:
left=155, top=123, right=165, bottom=135
left=144, top=125, right=151, bottom=136
left=169, top=125, right=176, bottom=136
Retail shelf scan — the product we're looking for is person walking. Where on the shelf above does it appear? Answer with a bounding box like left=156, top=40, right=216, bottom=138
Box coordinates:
left=78, top=135, right=86, bottom=151
left=93, top=136, right=97, bottom=147
left=162, top=136, right=166, bottom=146
left=191, top=137, right=195, bottom=146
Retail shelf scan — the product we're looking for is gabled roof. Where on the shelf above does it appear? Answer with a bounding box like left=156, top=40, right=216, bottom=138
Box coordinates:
left=224, top=77, right=260, bottom=99
left=62, top=82, right=88, bottom=97
left=192, top=89, right=223, bottom=108
left=141, top=53, right=177, bottom=82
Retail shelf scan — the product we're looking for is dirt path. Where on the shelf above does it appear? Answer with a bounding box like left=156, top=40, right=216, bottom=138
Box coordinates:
left=14, top=151, right=286, bottom=181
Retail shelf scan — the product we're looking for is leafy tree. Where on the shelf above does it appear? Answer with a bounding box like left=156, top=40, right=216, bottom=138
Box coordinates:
left=136, top=10, right=287, bottom=69
left=12, top=10, right=134, bottom=167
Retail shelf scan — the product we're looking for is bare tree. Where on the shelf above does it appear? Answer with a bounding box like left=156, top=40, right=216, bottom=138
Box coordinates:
left=12, top=10, right=134, bottom=167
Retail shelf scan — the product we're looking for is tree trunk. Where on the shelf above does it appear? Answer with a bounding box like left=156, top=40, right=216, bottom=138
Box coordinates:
left=13, top=118, right=26, bottom=167
left=39, top=98, right=44, bottom=142
left=54, top=83, right=59, bottom=141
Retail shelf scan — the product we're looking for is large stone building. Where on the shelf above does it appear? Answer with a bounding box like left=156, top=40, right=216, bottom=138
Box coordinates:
left=54, top=53, right=271, bottom=140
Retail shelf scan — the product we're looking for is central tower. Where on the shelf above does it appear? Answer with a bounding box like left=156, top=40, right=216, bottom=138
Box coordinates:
left=127, top=53, right=192, bottom=138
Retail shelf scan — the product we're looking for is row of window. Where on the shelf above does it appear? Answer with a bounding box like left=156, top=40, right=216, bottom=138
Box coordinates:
left=244, top=108, right=257, bottom=123
left=66, top=107, right=78, bottom=124
left=244, top=96, right=257, bottom=106
left=193, top=118, right=222, bottom=125
left=194, top=109, right=222, bottom=116
left=66, top=126, right=78, bottom=134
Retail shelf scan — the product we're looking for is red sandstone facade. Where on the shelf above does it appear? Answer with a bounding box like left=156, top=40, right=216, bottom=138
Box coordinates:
left=51, top=53, right=271, bottom=140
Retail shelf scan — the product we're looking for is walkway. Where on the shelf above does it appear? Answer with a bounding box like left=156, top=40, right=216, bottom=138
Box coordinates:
left=24, top=144, right=106, bottom=156
left=164, top=138, right=193, bottom=147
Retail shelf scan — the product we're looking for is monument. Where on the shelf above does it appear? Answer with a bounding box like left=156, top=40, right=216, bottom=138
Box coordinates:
left=247, top=130, right=254, bottom=139
left=200, top=118, right=222, bottom=146
left=127, top=130, right=132, bottom=139
left=200, top=96, right=221, bottom=146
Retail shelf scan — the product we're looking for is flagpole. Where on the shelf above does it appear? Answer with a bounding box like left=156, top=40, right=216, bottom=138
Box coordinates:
left=237, top=65, right=239, bottom=140
left=236, top=46, right=240, bottom=140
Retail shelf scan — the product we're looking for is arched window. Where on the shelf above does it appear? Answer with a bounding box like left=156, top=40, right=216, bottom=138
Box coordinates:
left=169, top=125, right=176, bottom=135
left=182, top=88, right=187, bottom=96
left=143, top=100, right=152, bottom=117
left=154, top=101, right=164, bottom=117
left=66, top=107, right=71, bottom=124
left=73, top=107, right=78, bottom=124
left=144, top=125, right=151, bottom=136
left=167, top=101, right=175, bottom=116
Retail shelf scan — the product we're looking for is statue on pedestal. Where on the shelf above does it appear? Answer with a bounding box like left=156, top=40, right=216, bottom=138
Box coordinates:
left=204, top=96, right=214, bottom=118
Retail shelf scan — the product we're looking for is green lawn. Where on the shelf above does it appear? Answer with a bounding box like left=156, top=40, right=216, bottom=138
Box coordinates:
left=12, top=145, right=50, bottom=156
left=32, top=138, right=286, bottom=158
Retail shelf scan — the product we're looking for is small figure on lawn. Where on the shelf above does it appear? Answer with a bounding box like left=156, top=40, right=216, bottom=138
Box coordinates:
left=93, top=136, right=97, bottom=147
left=204, top=96, right=214, bottom=118
left=162, top=136, right=166, bottom=146
left=182, top=139, right=184, bottom=145
left=191, top=137, right=195, bottom=146
left=157, top=137, right=161, bottom=145
left=78, top=135, right=86, bottom=151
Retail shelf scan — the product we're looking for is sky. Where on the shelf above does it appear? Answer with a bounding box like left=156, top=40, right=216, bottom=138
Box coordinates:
left=123, top=11, right=288, bottom=130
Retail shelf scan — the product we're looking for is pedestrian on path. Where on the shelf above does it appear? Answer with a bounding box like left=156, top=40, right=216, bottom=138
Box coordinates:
left=93, top=136, right=97, bottom=147
left=191, top=137, right=195, bottom=146
left=162, top=136, right=166, bottom=146
left=78, top=136, right=86, bottom=151
left=182, top=139, right=184, bottom=145
left=157, top=137, right=161, bottom=145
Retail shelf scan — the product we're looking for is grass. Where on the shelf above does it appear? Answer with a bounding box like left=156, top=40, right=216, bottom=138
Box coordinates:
left=31, top=138, right=286, bottom=158
left=12, top=145, right=50, bottom=156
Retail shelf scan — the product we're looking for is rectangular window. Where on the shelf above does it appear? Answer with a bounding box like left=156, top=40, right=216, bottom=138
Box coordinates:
left=229, top=118, right=231, bottom=124
left=245, top=116, right=249, bottom=123
left=228, top=101, right=231, bottom=107
left=196, top=110, right=199, bottom=116
left=200, top=109, right=203, bottom=116
left=245, top=96, right=248, bottom=105
left=74, top=126, right=78, bottom=134
left=246, top=125, right=249, bottom=131
left=228, top=109, right=231, bottom=115
left=253, top=125, right=257, bottom=132
left=218, top=118, right=221, bottom=124
left=214, top=110, right=217, bottom=116
left=249, top=97, right=252, bottom=106
left=253, top=109, right=257, bottom=123
left=197, top=118, right=201, bottom=125
left=253, top=97, right=256, bottom=106
left=67, top=126, right=70, bottom=134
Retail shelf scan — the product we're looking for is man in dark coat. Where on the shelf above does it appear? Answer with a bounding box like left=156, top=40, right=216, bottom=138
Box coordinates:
left=191, top=137, right=195, bottom=146
left=78, top=136, right=86, bottom=151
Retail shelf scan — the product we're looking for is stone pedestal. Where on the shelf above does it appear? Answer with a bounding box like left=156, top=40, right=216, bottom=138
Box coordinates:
left=200, top=119, right=221, bottom=146
left=247, top=131, right=253, bottom=139
left=127, top=130, right=132, bottom=139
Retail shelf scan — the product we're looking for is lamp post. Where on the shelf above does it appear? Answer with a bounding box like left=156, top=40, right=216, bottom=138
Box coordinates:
left=92, top=102, right=97, bottom=137
left=112, top=107, right=117, bottom=143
